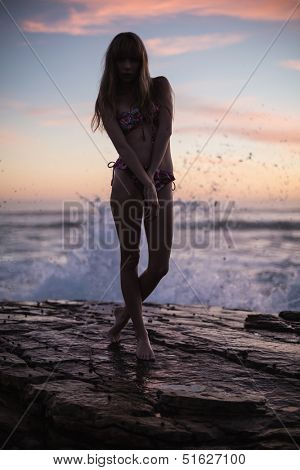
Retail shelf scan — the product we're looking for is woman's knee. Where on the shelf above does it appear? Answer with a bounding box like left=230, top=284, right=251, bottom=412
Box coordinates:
left=148, top=260, right=170, bottom=279
left=121, top=250, right=140, bottom=272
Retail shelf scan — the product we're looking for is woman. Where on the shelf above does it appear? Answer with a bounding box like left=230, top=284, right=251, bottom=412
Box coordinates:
left=91, top=32, right=176, bottom=361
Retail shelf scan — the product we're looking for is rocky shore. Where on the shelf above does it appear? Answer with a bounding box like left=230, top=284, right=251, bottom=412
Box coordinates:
left=0, top=300, right=299, bottom=449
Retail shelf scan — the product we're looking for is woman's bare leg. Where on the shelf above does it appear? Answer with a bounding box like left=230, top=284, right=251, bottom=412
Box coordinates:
left=108, top=169, right=155, bottom=360
left=141, top=180, right=173, bottom=294
left=109, top=181, right=173, bottom=341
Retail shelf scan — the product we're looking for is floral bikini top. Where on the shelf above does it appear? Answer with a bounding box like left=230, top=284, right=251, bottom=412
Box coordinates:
left=117, top=103, right=160, bottom=142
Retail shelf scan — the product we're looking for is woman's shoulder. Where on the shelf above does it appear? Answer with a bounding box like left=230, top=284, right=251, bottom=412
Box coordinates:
left=152, top=76, right=172, bottom=100
left=152, top=76, right=171, bottom=88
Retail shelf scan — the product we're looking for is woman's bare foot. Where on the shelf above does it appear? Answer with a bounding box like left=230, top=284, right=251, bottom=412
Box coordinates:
left=107, top=306, right=130, bottom=343
left=136, top=332, right=156, bottom=361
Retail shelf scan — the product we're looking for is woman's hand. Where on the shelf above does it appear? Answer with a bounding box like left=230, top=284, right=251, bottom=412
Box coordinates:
left=143, top=179, right=159, bottom=220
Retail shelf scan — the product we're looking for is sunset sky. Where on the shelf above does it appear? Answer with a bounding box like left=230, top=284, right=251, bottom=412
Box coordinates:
left=0, top=0, right=300, bottom=206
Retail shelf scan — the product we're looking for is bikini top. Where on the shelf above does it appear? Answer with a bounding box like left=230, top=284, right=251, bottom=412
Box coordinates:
left=117, top=103, right=160, bottom=142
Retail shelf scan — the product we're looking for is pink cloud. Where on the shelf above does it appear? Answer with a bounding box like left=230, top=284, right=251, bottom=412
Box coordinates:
left=0, top=99, right=65, bottom=115
left=0, top=128, right=32, bottom=145
left=145, top=33, right=247, bottom=57
left=175, top=124, right=300, bottom=144
left=174, top=96, right=300, bottom=144
left=0, top=99, right=90, bottom=127
left=21, top=1, right=300, bottom=36
left=279, top=59, right=300, bottom=71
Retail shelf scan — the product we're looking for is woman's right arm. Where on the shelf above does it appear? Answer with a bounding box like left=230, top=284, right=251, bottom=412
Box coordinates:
left=102, top=110, right=152, bottom=187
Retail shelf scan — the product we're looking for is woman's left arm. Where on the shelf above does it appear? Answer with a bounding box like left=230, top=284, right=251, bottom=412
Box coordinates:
left=148, top=77, right=173, bottom=176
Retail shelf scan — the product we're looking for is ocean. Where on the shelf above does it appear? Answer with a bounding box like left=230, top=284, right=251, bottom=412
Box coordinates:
left=1, top=197, right=299, bottom=314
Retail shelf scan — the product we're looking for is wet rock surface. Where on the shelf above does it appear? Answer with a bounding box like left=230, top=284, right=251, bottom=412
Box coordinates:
left=0, top=300, right=299, bottom=450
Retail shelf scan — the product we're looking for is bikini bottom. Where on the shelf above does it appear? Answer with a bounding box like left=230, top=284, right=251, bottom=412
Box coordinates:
left=107, top=156, right=176, bottom=193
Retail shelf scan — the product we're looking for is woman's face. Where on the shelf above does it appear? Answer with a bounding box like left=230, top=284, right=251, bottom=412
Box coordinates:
left=116, top=56, right=139, bottom=82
